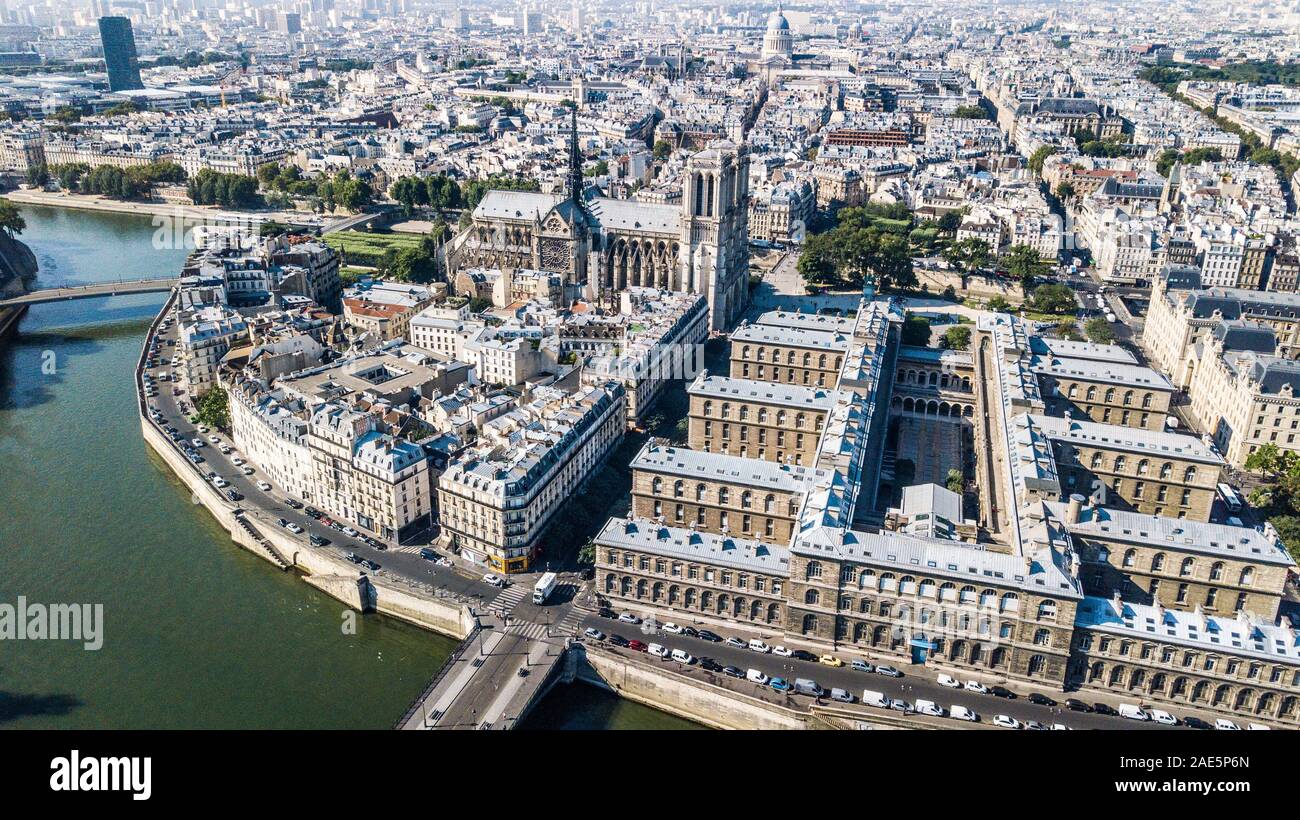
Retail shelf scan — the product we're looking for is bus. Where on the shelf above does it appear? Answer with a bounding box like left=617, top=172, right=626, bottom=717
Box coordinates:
left=532, top=572, right=558, bottom=605
left=1217, top=483, right=1244, bottom=514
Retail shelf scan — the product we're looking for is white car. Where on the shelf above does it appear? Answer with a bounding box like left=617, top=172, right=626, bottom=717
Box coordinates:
left=661, top=622, right=684, bottom=634
left=670, top=649, right=695, bottom=664
left=198, top=425, right=209, bottom=433
left=746, top=668, right=769, bottom=685
left=207, top=435, right=220, bottom=444
left=583, top=628, right=606, bottom=641
left=993, top=715, right=1021, bottom=729
left=1214, top=719, right=1241, bottom=731
left=949, top=705, right=978, bottom=722
left=342, top=526, right=359, bottom=537
left=256, top=481, right=272, bottom=491
left=285, top=523, right=303, bottom=534
left=191, top=439, right=205, bottom=447
left=647, top=643, right=670, bottom=658
left=617, top=612, right=641, bottom=624
left=212, top=477, right=228, bottom=488
left=483, top=574, right=506, bottom=587
left=937, top=674, right=961, bottom=688
left=771, top=645, right=793, bottom=657
left=219, top=445, right=231, bottom=455
left=232, top=457, right=246, bottom=466
left=964, top=680, right=989, bottom=694
left=1149, top=709, right=1178, bottom=726
left=747, top=639, right=771, bottom=653
left=241, top=467, right=254, bottom=476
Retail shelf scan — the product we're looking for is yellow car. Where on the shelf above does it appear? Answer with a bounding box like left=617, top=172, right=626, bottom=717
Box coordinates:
left=819, top=653, right=844, bottom=667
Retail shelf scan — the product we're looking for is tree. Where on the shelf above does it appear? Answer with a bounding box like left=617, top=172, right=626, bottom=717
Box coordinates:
left=940, top=325, right=971, bottom=351
left=952, top=105, right=987, bottom=119
left=1055, top=319, right=1081, bottom=340
left=1029, top=282, right=1078, bottom=315
left=1002, top=243, right=1047, bottom=288
left=1054, top=181, right=1076, bottom=203
left=195, top=386, right=230, bottom=430
left=901, top=314, right=931, bottom=347
left=943, top=237, right=991, bottom=283
left=577, top=541, right=597, bottom=566
left=389, top=245, right=439, bottom=284
left=652, top=139, right=672, bottom=159
left=945, top=468, right=965, bottom=495
left=26, top=163, right=48, bottom=188
left=797, top=232, right=838, bottom=286
left=1027, top=145, right=1058, bottom=176
left=986, top=295, right=1012, bottom=313
left=0, top=198, right=25, bottom=238
left=1083, top=316, right=1115, bottom=344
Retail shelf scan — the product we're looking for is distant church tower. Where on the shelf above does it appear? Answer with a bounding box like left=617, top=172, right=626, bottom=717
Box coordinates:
left=761, top=5, right=793, bottom=60
left=681, top=143, right=750, bottom=331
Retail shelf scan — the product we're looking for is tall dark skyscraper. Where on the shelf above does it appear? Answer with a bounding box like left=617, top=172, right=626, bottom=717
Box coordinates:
left=98, top=16, right=143, bottom=92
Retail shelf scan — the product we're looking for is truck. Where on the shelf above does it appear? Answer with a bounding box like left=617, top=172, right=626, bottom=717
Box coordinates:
left=532, top=571, right=558, bottom=604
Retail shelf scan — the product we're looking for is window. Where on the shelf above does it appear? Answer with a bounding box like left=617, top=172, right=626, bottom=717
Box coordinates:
left=1122, top=549, right=1136, bottom=568
left=1179, top=557, right=1194, bottom=577
left=805, top=562, right=822, bottom=580
left=804, top=589, right=820, bottom=605
left=1239, top=566, right=1255, bottom=586
left=1151, top=553, right=1165, bottom=572
left=1037, top=600, right=1057, bottom=621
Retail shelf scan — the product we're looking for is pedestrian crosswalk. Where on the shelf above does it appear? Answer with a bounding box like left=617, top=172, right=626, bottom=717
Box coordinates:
left=505, top=620, right=550, bottom=640
left=484, top=583, right=527, bottom=616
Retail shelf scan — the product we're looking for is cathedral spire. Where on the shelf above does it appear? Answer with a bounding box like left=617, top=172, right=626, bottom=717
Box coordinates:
left=567, top=106, right=585, bottom=210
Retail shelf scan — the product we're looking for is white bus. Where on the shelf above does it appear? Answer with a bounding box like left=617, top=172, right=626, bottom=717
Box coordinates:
left=1217, top=483, right=1244, bottom=514
left=532, top=571, right=558, bottom=604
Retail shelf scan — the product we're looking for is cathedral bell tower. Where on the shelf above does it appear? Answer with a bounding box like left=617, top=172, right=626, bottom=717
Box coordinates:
left=680, top=142, right=750, bottom=331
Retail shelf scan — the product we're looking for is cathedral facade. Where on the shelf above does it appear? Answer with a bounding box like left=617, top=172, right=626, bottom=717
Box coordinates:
left=449, top=114, right=750, bottom=332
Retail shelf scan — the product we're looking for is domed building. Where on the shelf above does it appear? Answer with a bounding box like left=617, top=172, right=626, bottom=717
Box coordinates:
left=761, top=5, right=793, bottom=60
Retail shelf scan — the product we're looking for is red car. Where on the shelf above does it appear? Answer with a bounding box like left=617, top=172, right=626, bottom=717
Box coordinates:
left=627, top=640, right=648, bottom=652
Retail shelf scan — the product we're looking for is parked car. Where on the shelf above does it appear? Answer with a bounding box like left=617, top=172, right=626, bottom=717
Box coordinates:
left=990, top=686, right=1016, bottom=699
left=746, top=668, right=769, bottom=685
left=771, top=645, right=793, bottom=657
left=483, top=574, right=506, bottom=588
left=256, top=481, right=272, bottom=491
left=791, top=650, right=818, bottom=662
left=747, top=639, right=771, bottom=654
left=419, top=548, right=437, bottom=560
left=1065, top=698, right=1093, bottom=712
left=725, top=636, right=747, bottom=649
left=618, top=612, right=642, bottom=624
left=607, top=634, right=630, bottom=648
left=697, top=630, right=723, bottom=642
left=769, top=677, right=791, bottom=692
left=875, top=665, right=903, bottom=678
left=680, top=627, right=699, bottom=638
left=647, top=643, right=669, bottom=659
left=1028, top=693, right=1057, bottom=707
left=1119, top=704, right=1150, bottom=722
left=993, top=715, right=1021, bottom=729
left=937, top=674, right=960, bottom=688
left=851, top=659, right=875, bottom=673
left=661, top=622, right=684, bottom=634
left=1214, top=719, right=1241, bottom=731
left=819, top=654, right=844, bottom=667
left=627, top=640, right=648, bottom=652
left=830, top=688, right=854, bottom=704
left=1183, top=716, right=1212, bottom=730
left=722, top=665, right=744, bottom=678
left=1093, top=703, right=1119, bottom=717
left=670, top=649, right=695, bottom=665
left=309, top=535, right=329, bottom=547
left=699, top=657, right=722, bottom=672
left=888, top=698, right=913, bottom=713
left=584, top=628, right=606, bottom=641
left=1149, top=709, right=1178, bottom=726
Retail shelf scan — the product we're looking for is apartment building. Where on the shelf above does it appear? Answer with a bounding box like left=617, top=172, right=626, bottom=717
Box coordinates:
left=1033, top=354, right=1175, bottom=430
left=438, top=383, right=626, bottom=573
left=730, top=322, right=848, bottom=388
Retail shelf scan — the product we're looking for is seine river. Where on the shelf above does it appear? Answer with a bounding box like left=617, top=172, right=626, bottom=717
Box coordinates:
left=0, top=203, right=695, bottom=730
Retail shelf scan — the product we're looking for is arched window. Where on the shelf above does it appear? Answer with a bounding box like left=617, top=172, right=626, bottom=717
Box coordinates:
left=1037, top=600, right=1057, bottom=620
left=1184, top=466, right=1197, bottom=483
left=1086, top=386, right=1097, bottom=401
left=695, top=483, right=706, bottom=502
left=1114, top=455, right=1127, bottom=472
left=1180, top=557, right=1194, bottom=577
left=741, top=345, right=751, bottom=360
left=1137, top=459, right=1149, bottom=475
left=801, top=614, right=817, bottom=635
left=1210, top=562, right=1224, bottom=581
left=1160, top=462, right=1173, bottom=479
left=741, top=491, right=752, bottom=509
left=673, top=480, right=684, bottom=498
left=703, top=400, right=713, bottom=416
left=805, top=561, right=822, bottom=580
left=1091, top=452, right=1104, bottom=469
left=1151, top=552, right=1166, bottom=572
left=652, top=477, right=663, bottom=495
left=1123, top=549, right=1137, bottom=568
left=1240, top=566, right=1255, bottom=586
left=764, top=494, right=775, bottom=513
left=1033, top=628, right=1051, bottom=646
left=804, top=588, right=819, bottom=605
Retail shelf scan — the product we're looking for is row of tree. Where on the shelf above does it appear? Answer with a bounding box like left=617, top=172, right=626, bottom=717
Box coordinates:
left=37, top=161, right=187, bottom=201
left=186, top=169, right=261, bottom=209
left=797, top=203, right=919, bottom=291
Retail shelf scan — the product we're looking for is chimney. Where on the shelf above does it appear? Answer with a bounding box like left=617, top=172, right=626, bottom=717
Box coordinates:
left=1066, top=493, right=1085, bottom=524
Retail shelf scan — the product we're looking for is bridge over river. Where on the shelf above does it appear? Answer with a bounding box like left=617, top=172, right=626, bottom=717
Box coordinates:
left=0, top=278, right=178, bottom=308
